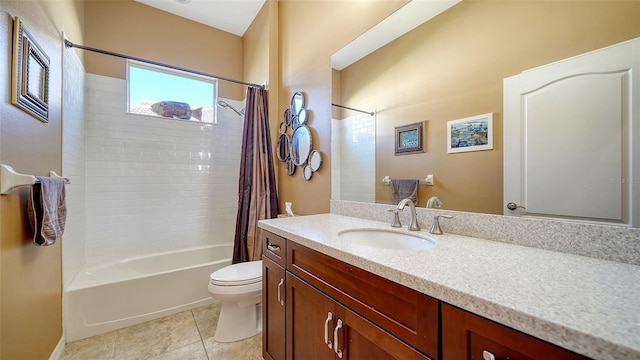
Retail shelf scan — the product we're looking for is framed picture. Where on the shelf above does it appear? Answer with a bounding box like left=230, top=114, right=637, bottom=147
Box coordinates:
left=11, top=17, right=50, bottom=123
left=395, top=121, right=424, bottom=155
left=447, top=113, right=493, bottom=153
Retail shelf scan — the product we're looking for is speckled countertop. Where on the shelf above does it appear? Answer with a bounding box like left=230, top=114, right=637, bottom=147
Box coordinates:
left=258, top=214, right=640, bottom=360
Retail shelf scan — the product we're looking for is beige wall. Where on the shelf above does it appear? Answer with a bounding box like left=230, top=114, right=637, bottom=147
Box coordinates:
left=84, top=0, right=245, bottom=100
left=278, top=0, right=407, bottom=215
left=0, top=1, right=84, bottom=358
left=336, top=0, right=640, bottom=214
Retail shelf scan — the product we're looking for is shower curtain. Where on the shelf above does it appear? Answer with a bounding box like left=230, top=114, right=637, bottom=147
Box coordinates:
left=232, top=87, right=280, bottom=263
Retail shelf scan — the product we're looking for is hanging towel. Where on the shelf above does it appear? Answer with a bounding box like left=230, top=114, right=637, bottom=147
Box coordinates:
left=27, top=177, right=67, bottom=246
left=390, top=179, right=419, bottom=205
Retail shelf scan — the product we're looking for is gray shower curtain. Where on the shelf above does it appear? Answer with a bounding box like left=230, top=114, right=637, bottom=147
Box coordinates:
left=232, top=87, right=279, bottom=263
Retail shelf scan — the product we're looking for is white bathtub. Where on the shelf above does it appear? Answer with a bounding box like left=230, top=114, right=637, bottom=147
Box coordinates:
left=65, top=243, right=233, bottom=342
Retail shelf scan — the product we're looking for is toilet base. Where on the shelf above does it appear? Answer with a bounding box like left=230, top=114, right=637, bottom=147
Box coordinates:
left=214, top=300, right=262, bottom=343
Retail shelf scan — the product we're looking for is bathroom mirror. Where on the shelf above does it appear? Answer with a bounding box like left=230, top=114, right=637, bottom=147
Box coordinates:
left=279, top=121, right=287, bottom=134
left=284, top=108, right=292, bottom=127
left=309, top=150, right=322, bottom=172
left=293, top=108, right=308, bottom=129
left=291, top=125, right=312, bottom=166
left=330, top=0, right=639, bottom=222
left=303, top=165, right=313, bottom=181
left=291, top=91, right=305, bottom=118
left=276, top=133, right=290, bottom=162
left=285, top=159, right=296, bottom=175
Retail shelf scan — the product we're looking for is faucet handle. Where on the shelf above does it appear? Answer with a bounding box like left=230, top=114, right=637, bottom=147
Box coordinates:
left=429, top=214, right=453, bottom=235
left=386, top=208, right=402, bottom=228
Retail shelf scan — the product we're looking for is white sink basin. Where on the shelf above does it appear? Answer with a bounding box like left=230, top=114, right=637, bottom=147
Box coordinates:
left=338, top=229, right=436, bottom=250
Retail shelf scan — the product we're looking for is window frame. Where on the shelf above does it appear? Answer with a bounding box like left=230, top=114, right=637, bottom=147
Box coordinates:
left=126, top=59, right=218, bottom=124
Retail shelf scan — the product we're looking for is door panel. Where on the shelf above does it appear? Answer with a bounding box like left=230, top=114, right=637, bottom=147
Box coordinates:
left=504, top=38, right=639, bottom=226
left=263, top=256, right=286, bottom=360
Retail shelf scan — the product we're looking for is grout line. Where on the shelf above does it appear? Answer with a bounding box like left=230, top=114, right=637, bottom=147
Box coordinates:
left=190, top=309, right=211, bottom=360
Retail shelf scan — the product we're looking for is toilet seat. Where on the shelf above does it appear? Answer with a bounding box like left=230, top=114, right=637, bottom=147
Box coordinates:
left=210, top=260, right=262, bottom=286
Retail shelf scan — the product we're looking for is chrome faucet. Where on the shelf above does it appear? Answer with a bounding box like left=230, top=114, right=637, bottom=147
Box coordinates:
left=429, top=214, right=453, bottom=234
left=397, top=198, right=420, bottom=231
left=426, top=196, right=443, bottom=208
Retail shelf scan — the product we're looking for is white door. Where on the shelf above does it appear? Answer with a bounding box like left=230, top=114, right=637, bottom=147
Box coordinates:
left=504, top=38, right=639, bottom=226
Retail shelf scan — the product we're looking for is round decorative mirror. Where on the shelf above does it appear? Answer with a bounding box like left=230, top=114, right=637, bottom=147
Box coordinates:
left=279, top=121, right=287, bottom=134
left=291, top=125, right=312, bottom=166
left=294, top=108, right=308, bottom=129
left=303, top=165, right=313, bottom=180
left=308, top=150, right=322, bottom=172
left=285, top=159, right=296, bottom=175
left=291, top=91, right=305, bottom=117
left=283, top=108, right=292, bottom=127
left=276, top=133, right=291, bottom=162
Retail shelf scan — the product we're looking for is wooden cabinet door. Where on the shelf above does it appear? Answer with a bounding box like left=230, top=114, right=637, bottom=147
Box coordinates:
left=286, top=273, right=336, bottom=360
left=263, top=256, right=286, bottom=360
left=442, top=304, right=588, bottom=360
left=336, top=305, right=432, bottom=360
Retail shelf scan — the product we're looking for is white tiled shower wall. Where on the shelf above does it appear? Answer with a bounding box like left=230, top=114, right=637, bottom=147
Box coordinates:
left=331, top=114, right=375, bottom=203
left=62, top=44, right=86, bottom=288
left=82, top=74, right=242, bottom=265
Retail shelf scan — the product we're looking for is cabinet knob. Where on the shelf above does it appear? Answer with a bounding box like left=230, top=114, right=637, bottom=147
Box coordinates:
left=324, top=312, right=333, bottom=349
left=483, top=350, right=496, bottom=360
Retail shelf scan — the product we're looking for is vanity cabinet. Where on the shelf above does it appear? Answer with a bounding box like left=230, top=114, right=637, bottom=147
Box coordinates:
left=441, top=304, right=588, bottom=360
left=262, top=231, right=438, bottom=360
left=262, top=232, right=287, bottom=360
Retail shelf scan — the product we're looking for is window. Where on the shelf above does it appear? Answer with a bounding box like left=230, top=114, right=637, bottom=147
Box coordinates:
left=127, top=61, right=217, bottom=123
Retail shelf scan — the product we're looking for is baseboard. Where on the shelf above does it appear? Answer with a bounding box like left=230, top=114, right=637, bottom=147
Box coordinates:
left=48, top=336, right=65, bottom=360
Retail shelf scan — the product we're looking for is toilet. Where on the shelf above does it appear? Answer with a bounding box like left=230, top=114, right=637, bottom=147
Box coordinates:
left=208, top=260, right=263, bottom=342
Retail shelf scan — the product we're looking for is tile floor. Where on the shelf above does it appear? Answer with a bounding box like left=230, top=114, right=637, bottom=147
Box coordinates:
left=61, top=302, right=262, bottom=360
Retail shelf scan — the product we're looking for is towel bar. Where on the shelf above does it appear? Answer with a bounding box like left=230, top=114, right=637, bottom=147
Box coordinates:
left=1, top=164, right=70, bottom=195
left=382, top=175, right=434, bottom=186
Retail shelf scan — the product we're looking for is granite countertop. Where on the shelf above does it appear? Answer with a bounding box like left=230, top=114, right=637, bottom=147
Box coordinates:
left=258, top=213, right=640, bottom=360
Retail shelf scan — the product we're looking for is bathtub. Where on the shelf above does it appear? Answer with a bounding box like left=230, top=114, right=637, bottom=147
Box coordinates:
left=65, top=243, right=233, bottom=342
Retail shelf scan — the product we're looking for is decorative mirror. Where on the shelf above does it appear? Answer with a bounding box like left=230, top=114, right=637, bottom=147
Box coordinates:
left=308, top=150, right=322, bottom=172
left=291, top=91, right=305, bottom=117
left=291, top=125, right=312, bottom=166
left=11, top=17, right=50, bottom=123
left=285, top=159, right=296, bottom=175
left=294, top=108, right=308, bottom=129
left=303, top=165, right=313, bottom=180
left=276, top=133, right=291, bottom=161
left=284, top=108, right=292, bottom=127
left=279, top=121, right=287, bottom=134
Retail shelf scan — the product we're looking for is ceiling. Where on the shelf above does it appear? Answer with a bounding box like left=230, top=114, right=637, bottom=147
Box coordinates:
left=134, top=0, right=459, bottom=68
left=134, top=0, right=266, bottom=37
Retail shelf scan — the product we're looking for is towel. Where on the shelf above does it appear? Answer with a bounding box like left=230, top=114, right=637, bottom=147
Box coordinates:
left=390, top=179, right=419, bottom=205
left=27, top=176, right=67, bottom=246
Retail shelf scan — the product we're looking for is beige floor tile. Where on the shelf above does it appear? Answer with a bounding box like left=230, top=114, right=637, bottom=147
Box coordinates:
left=61, top=331, right=117, bottom=360
left=112, top=310, right=202, bottom=360
left=144, top=341, right=209, bottom=360
left=203, top=334, right=262, bottom=360
left=192, top=301, right=222, bottom=340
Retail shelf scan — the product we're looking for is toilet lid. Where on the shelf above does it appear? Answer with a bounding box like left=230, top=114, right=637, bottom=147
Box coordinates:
left=210, top=260, right=262, bottom=286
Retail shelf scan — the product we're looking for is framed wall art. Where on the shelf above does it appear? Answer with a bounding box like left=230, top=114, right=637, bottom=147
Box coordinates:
left=395, top=121, right=424, bottom=155
left=12, top=17, right=50, bottom=123
left=447, top=113, right=493, bottom=153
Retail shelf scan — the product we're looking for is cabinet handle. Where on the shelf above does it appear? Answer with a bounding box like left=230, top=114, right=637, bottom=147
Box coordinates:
left=333, top=319, right=343, bottom=358
left=483, top=350, right=496, bottom=360
left=267, top=243, right=281, bottom=253
left=324, top=312, right=333, bottom=349
left=277, top=278, right=285, bottom=306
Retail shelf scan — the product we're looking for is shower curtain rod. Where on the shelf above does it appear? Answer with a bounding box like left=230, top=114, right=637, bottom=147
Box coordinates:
left=64, top=40, right=264, bottom=89
left=331, top=103, right=374, bottom=116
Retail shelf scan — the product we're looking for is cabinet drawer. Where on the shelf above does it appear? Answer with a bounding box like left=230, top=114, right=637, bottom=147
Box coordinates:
left=287, top=241, right=438, bottom=359
left=263, top=231, right=286, bottom=267
left=442, top=303, right=589, bottom=359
